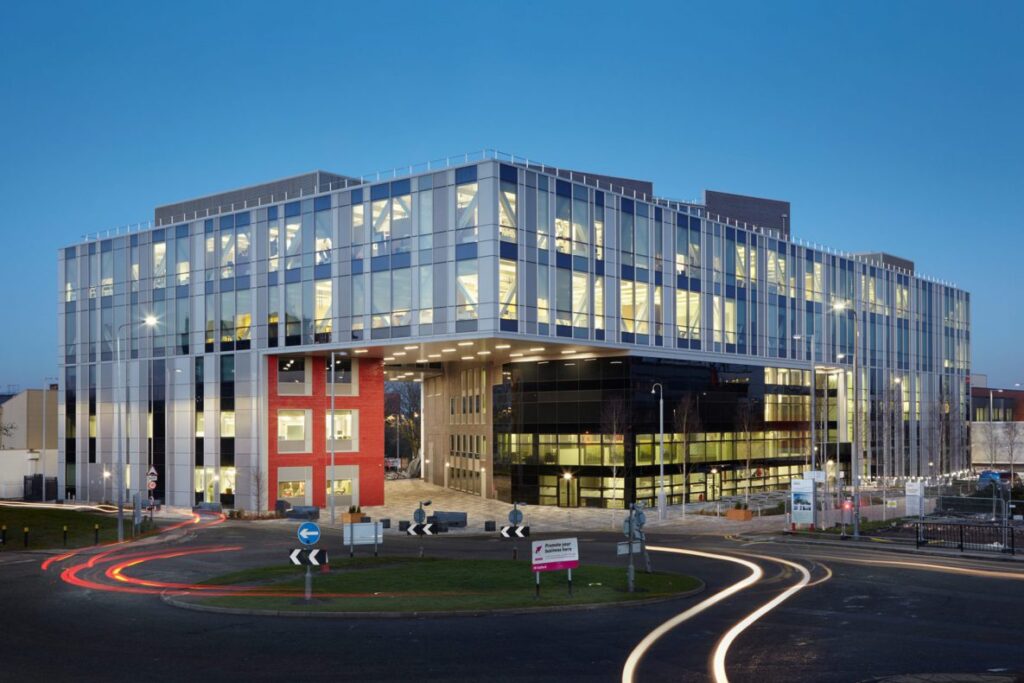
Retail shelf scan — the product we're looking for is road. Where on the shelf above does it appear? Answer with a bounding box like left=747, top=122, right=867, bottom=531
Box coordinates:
left=1, top=516, right=1022, bottom=682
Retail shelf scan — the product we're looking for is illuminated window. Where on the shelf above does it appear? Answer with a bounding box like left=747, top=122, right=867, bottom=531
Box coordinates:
left=326, top=479, right=352, bottom=496
left=268, top=221, right=280, bottom=272
left=314, top=280, right=332, bottom=340
left=620, top=280, right=634, bottom=334
left=499, top=181, right=517, bottom=241
left=456, top=260, right=478, bottom=320
left=352, top=203, right=366, bottom=244
left=315, top=212, right=332, bottom=265
left=634, top=281, right=649, bottom=335
left=153, top=242, right=166, bottom=289
left=675, top=289, right=687, bottom=338
left=220, top=292, right=234, bottom=343
left=688, top=291, right=701, bottom=340
left=278, top=480, right=306, bottom=502
left=572, top=271, right=589, bottom=328
left=555, top=194, right=571, bottom=254
left=372, top=199, right=390, bottom=242
left=235, top=290, right=252, bottom=342
left=220, top=411, right=235, bottom=438
left=457, top=182, right=478, bottom=228
left=556, top=268, right=571, bottom=327
left=195, top=413, right=205, bottom=438
left=594, top=204, right=604, bottom=261
left=725, top=298, right=737, bottom=344
left=537, top=265, right=550, bottom=324
left=220, top=231, right=234, bottom=279
left=326, top=409, right=357, bottom=448
left=176, top=236, right=189, bottom=285
left=499, top=259, right=517, bottom=320
left=285, top=217, right=301, bottom=269
left=594, top=276, right=604, bottom=330
left=277, top=409, right=309, bottom=452
left=392, top=194, right=412, bottom=239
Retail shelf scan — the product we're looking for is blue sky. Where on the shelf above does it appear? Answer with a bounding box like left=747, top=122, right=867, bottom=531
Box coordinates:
left=1, top=0, right=1021, bottom=389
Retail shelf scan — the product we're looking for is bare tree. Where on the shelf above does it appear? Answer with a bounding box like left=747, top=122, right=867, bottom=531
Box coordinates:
left=385, top=381, right=422, bottom=467
left=252, top=462, right=266, bottom=515
left=673, top=393, right=701, bottom=505
left=0, top=422, right=14, bottom=450
left=1003, top=422, right=1022, bottom=485
left=600, top=396, right=629, bottom=502
left=735, top=398, right=755, bottom=507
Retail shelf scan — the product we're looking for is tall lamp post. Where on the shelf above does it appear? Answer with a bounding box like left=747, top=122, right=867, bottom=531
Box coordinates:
left=651, top=383, right=666, bottom=521
left=834, top=301, right=861, bottom=538
left=329, top=352, right=338, bottom=525
left=115, top=315, right=157, bottom=542
left=40, top=375, right=58, bottom=501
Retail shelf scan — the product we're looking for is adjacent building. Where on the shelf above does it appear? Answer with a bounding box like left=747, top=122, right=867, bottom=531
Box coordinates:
left=969, top=379, right=1023, bottom=473
left=57, top=151, right=971, bottom=510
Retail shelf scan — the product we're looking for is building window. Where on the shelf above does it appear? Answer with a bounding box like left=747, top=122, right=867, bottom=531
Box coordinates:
left=499, top=180, right=517, bottom=242
left=392, top=268, right=412, bottom=326
left=326, top=409, right=358, bottom=450
left=418, top=265, right=433, bottom=325
left=277, top=409, right=310, bottom=452
left=315, top=212, right=332, bottom=266
left=277, top=356, right=306, bottom=394
left=220, top=411, right=235, bottom=438
left=278, top=480, right=306, bottom=504
left=456, top=260, right=478, bottom=321
left=153, top=241, right=166, bottom=288
left=457, top=182, right=478, bottom=229
left=268, top=220, right=280, bottom=272
left=314, top=280, right=332, bottom=342
left=572, top=271, right=589, bottom=328
left=499, top=259, right=517, bottom=320
left=285, top=216, right=301, bottom=270
left=326, top=356, right=354, bottom=391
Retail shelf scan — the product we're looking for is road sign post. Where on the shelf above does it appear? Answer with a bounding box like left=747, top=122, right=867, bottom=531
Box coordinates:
left=344, top=522, right=383, bottom=558
left=531, top=537, right=579, bottom=598
left=295, top=522, right=322, bottom=602
left=508, top=503, right=525, bottom=560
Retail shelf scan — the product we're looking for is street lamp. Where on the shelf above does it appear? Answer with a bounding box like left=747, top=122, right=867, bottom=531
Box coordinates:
left=329, top=352, right=338, bottom=525
left=834, top=301, right=861, bottom=538
left=651, top=383, right=666, bottom=521
left=115, top=315, right=158, bottom=542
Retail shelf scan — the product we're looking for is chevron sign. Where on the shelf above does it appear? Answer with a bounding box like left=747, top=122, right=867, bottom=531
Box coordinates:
left=289, top=548, right=329, bottom=566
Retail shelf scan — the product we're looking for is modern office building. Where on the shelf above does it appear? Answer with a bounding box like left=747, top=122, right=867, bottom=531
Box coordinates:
left=57, top=150, right=971, bottom=510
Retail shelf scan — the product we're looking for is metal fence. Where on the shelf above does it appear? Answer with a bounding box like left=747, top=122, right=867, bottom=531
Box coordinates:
left=915, top=522, right=1016, bottom=555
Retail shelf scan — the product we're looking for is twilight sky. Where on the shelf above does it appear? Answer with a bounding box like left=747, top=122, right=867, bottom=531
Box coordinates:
left=1, top=0, right=1021, bottom=389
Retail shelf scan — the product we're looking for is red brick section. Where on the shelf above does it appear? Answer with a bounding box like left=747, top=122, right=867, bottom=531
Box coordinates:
left=267, top=356, right=385, bottom=511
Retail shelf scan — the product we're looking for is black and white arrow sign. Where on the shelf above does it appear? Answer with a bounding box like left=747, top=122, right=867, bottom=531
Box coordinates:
left=499, top=525, right=530, bottom=539
left=289, top=548, right=329, bottom=566
left=407, top=523, right=434, bottom=536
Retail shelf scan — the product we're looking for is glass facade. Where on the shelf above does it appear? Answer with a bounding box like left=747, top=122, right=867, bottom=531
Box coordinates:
left=57, top=154, right=971, bottom=508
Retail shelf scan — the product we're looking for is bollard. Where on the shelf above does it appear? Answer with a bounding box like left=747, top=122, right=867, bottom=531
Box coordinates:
left=94, top=523, right=100, bottom=545
left=63, top=525, right=68, bottom=547
left=23, top=526, right=29, bottom=548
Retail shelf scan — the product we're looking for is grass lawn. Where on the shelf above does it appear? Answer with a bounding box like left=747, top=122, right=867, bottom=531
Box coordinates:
left=0, top=505, right=159, bottom=550
left=198, top=557, right=701, bottom=613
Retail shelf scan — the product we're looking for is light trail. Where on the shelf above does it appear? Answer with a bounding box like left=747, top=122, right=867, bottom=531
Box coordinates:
left=811, top=553, right=1024, bottom=581
left=621, top=546, right=762, bottom=683
left=710, top=553, right=812, bottom=683
left=622, top=546, right=826, bottom=683
left=1, top=501, right=120, bottom=513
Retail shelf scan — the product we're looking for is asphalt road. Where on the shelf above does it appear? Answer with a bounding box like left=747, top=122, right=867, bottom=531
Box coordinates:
left=1, top=518, right=1022, bottom=682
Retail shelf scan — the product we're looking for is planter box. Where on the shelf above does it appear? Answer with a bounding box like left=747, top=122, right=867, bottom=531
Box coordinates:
left=725, top=508, right=753, bottom=521
left=341, top=513, right=365, bottom=524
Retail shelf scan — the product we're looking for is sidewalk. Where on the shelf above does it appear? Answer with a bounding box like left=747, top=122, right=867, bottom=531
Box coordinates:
left=325, top=479, right=791, bottom=535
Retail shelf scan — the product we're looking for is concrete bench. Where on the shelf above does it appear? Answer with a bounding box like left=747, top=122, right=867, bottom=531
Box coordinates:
left=285, top=506, right=320, bottom=520
left=429, top=511, right=467, bottom=528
